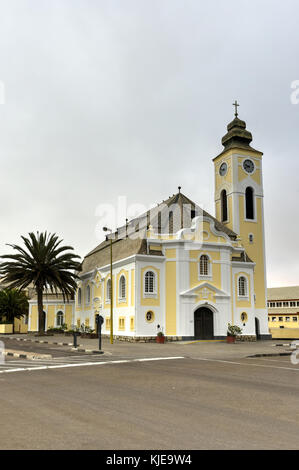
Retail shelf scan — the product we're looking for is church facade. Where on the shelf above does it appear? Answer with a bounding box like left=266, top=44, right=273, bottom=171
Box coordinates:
left=28, top=110, right=270, bottom=340
left=74, top=110, right=270, bottom=341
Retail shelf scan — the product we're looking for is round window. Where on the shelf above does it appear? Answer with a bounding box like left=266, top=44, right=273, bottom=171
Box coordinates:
left=241, top=312, right=248, bottom=323
left=146, top=311, right=155, bottom=323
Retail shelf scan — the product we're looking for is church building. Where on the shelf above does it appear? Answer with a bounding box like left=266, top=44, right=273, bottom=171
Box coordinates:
left=28, top=107, right=270, bottom=341
left=73, top=108, right=270, bottom=341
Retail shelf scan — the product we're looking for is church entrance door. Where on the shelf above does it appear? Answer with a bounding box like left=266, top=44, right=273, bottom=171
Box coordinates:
left=194, top=307, right=214, bottom=340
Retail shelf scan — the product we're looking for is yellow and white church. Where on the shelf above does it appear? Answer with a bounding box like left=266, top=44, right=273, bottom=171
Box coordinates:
left=28, top=109, right=270, bottom=341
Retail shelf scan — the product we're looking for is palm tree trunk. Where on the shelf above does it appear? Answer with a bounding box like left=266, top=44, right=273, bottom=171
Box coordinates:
left=37, top=287, right=44, bottom=334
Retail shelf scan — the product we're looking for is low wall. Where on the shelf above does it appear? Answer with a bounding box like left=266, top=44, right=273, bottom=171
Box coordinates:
left=0, top=324, right=13, bottom=334
left=270, top=328, right=299, bottom=340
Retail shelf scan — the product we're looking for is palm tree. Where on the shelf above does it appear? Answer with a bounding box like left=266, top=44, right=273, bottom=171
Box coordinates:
left=0, top=288, right=29, bottom=333
left=0, top=232, right=81, bottom=334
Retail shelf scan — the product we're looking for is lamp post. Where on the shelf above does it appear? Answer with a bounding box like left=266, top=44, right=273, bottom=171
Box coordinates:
left=103, top=227, right=113, bottom=344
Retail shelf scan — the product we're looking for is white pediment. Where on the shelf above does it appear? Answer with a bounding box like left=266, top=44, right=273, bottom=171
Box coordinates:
left=180, top=281, right=229, bottom=299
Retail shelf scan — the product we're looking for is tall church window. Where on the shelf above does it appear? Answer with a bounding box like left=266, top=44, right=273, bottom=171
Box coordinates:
left=221, top=190, right=228, bottom=222
left=238, top=276, right=247, bottom=297
left=78, top=288, right=82, bottom=305
left=199, top=255, right=210, bottom=276
left=86, top=285, right=91, bottom=304
left=107, top=279, right=112, bottom=302
left=145, top=271, right=155, bottom=294
left=245, top=187, right=254, bottom=220
left=119, top=275, right=126, bottom=300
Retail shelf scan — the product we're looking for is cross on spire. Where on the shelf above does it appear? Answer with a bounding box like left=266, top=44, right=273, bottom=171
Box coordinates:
left=233, top=100, right=240, bottom=117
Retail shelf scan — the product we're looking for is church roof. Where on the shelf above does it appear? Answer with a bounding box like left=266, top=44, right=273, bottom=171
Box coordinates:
left=80, top=191, right=238, bottom=275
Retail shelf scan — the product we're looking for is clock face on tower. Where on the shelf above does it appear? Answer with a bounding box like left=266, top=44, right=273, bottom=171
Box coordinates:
left=219, top=162, right=227, bottom=176
left=243, top=159, right=255, bottom=174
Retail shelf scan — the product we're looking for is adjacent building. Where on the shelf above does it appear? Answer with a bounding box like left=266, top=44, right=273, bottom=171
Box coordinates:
left=268, top=286, right=299, bottom=339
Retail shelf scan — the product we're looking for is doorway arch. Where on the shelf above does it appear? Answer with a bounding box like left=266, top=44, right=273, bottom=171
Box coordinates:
left=194, top=307, right=214, bottom=340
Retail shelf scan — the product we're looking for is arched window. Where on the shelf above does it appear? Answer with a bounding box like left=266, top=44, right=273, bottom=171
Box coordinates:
left=107, top=279, right=112, bottom=302
left=78, top=288, right=82, bottom=305
left=145, top=271, right=155, bottom=294
left=238, top=276, right=247, bottom=297
left=86, top=285, right=90, bottom=304
left=119, top=275, right=126, bottom=300
left=200, top=255, right=210, bottom=276
left=56, top=311, right=64, bottom=327
left=221, top=190, right=228, bottom=222
left=245, top=187, right=254, bottom=220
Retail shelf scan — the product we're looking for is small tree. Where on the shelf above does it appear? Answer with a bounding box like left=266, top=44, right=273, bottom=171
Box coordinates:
left=0, top=288, right=29, bottom=333
left=227, top=323, right=243, bottom=337
left=0, top=232, right=81, bottom=334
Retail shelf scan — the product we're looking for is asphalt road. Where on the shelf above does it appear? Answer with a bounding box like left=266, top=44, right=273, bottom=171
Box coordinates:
left=0, top=354, right=299, bottom=450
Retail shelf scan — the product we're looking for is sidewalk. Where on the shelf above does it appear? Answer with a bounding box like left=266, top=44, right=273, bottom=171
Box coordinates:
left=0, top=333, right=293, bottom=361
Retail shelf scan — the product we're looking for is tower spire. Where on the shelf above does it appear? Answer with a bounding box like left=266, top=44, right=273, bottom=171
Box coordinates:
left=232, top=100, right=240, bottom=117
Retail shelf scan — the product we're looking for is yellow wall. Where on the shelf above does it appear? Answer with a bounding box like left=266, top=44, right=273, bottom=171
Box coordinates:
left=140, top=266, right=160, bottom=307
left=47, top=305, right=55, bottom=328
left=238, top=196, right=266, bottom=309
left=65, top=305, right=73, bottom=327
left=189, top=250, right=221, bottom=290
left=31, top=305, right=38, bottom=331
left=13, top=317, right=28, bottom=334
left=131, top=270, right=135, bottom=306
left=270, top=328, right=299, bottom=339
left=165, top=260, right=176, bottom=335
left=269, top=315, right=299, bottom=329
left=0, top=324, right=13, bottom=334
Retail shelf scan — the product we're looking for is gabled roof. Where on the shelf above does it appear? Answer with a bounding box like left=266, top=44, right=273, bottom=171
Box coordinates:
left=80, top=191, right=238, bottom=275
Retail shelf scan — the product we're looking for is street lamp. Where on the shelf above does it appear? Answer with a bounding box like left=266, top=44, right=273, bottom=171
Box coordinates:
left=103, top=227, right=113, bottom=344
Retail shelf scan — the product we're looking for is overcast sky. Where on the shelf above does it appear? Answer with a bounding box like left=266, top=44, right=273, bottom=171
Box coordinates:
left=0, top=0, right=298, bottom=287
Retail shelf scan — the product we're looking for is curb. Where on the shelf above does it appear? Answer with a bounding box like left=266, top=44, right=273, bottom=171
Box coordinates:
left=248, top=352, right=292, bottom=358
left=5, top=336, right=80, bottom=347
left=71, top=348, right=104, bottom=354
left=3, top=349, right=52, bottom=360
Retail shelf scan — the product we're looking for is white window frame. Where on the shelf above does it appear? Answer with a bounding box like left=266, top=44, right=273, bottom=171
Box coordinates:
left=119, top=275, right=126, bottom=302
left=198, top=254, right=212, bottom=280
left=144, top=270, right=157, bottom=298
left=238, top=275, right=249, bottom=299
left=56, top=310, right=64, bottom=327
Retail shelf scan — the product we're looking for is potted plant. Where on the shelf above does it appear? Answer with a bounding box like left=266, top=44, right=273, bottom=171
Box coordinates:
left=156, top=331, right=165, bottom=344
left=227, top=323, right=242, bottom=343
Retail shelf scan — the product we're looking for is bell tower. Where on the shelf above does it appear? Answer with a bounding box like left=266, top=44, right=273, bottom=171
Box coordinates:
left=213, top=103, right=267, bottom=311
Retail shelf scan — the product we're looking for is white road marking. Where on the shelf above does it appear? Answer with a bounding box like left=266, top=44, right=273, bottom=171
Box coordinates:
left=0, top=356, right=185, bottom=374
left=194, top=357, right=299, bottom=372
